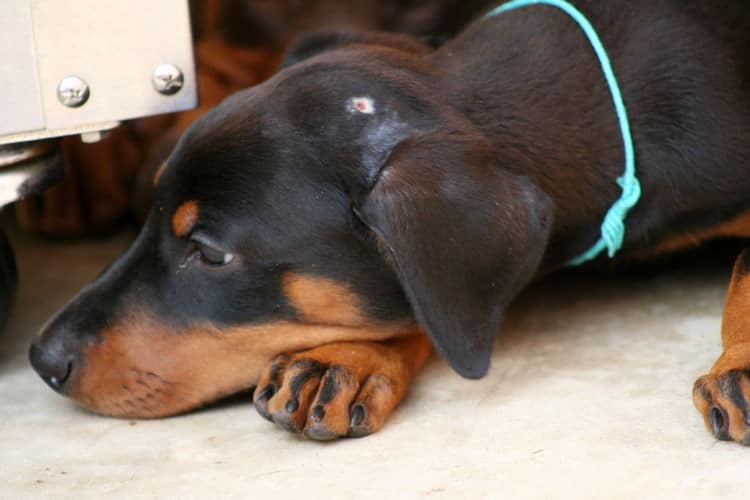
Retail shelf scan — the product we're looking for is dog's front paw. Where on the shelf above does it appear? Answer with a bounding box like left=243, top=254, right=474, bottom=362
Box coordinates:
left=693, top=370, right=750, bottom=444
left=253, top=335, right=430, bottom=440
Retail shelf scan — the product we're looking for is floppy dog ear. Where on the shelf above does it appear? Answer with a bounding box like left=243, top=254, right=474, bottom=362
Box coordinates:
left=281, top=30, right=432, bottom=68
left=353, top=130, right=553, bottom=378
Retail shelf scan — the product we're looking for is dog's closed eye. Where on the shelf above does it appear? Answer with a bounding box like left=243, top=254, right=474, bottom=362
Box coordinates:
left=184, top=235, right=234, bottom=268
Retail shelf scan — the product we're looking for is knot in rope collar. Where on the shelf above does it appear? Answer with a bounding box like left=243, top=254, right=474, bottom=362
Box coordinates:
left=485, top=0, right=641, bottom=266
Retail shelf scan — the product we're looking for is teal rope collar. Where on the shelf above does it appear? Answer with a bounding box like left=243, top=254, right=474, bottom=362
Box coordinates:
left=485, top=0, right=641, bottom=266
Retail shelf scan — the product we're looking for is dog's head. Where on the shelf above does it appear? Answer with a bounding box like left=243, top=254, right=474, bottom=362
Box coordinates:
left=30, top=31, right=552, bottom=417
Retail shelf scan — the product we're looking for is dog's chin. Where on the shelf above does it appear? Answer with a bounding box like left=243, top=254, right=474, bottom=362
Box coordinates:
left=52, top=314, right=276, bottom=418
left=47, top=309, right=415, bottom=419
left=66, top=371, right=259, bottom=419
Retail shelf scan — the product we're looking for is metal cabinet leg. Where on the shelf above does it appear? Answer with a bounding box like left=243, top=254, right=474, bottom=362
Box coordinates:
left=0, top=229, right=17, bottom=332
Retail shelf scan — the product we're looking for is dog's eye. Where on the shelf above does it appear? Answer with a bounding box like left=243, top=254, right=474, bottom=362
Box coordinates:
left=189, top=236, right=234, bottom=267
left=198, top=245, right=233, bottom=267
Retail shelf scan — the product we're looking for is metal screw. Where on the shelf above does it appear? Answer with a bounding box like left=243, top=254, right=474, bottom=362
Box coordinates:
left=80, top=131, right=104, bottom=144
left=57, top=76, right=90, bottom=108
left=152, top=63, right=184, bottom=96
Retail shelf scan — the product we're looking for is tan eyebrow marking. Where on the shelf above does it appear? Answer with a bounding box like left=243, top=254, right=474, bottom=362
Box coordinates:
left=172, top=200, right=199, bottom=237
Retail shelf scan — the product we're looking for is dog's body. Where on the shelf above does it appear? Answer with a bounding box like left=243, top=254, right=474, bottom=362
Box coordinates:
left=30, top=0, right=750, bottom=442
left=429, top=0, right=750, bottom=268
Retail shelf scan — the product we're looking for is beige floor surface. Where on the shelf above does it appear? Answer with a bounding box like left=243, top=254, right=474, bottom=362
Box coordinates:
left=1, top=230, right=748, bottom=499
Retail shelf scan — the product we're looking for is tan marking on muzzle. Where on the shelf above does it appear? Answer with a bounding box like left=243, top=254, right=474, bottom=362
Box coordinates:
left=282, top=273, right=365, bottom=327
left=66, top=312, right=415, bottom=418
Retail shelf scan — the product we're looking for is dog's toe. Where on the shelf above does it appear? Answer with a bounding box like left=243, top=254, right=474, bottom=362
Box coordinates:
left=253, top=354, right=290, bottom=421
left=252, top=337, right=430, bottom=440
left=253, top=384, right=277, bottom=421
left=693, top=370, right=750, bottom=444
left=347, top=374, right=398, bottom=437
left=264, top=358, right=325, bottom=433
left=302, top=365, right=360, bottom=440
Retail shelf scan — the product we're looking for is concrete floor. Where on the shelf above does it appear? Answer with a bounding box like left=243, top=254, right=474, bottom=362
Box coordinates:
left=2, top=229, right=749, bottom=499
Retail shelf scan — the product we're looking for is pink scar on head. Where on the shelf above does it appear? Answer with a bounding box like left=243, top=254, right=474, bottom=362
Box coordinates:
left=348, top=97, right=376, bottom=114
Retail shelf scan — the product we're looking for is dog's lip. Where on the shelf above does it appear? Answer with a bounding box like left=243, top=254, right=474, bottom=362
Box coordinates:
left=176, top=387, right=258, bottom=417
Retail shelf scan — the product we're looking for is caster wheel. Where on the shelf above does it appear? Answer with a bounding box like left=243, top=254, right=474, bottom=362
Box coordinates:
left=0, top=229, right=17, bottom=332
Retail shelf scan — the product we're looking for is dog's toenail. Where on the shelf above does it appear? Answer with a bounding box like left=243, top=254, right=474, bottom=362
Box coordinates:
left=286, top=399, right=299, bottom=413
left=710, top=406, right=729, bottom=438
left=350, top=404, right=366, bottom=427
left=311, top=405, right=326, bottom=421
left=256, top=384, right=276, bottom=402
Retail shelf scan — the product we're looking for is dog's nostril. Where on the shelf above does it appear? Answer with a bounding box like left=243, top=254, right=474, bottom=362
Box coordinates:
left=710, top=405, right=729, bottom=439
left=29, top=343, right=74, bottom=393
left=48, top=361, right=73, bottom=388
left=40, top=360, right=73, bottom=392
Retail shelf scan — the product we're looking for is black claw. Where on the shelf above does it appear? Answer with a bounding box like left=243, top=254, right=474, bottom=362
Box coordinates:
left=255, top=384, right=277, bottom=403
left=288, top=362, right=325, bottom=403
left=286, top=398, right=299, bottom=414
left=350, top=404, right=366, bottom=427
left=710, top=405, right=729, bottom=439
left=271, top=413, right=299, bottom=433
left=303, top=425, right=339, bottom=441
left=311, top=405, right=326, bottom=422
left=254, top=385, right=277, bottom=422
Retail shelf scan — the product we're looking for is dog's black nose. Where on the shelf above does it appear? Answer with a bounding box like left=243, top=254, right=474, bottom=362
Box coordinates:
left=29, top=342, right=73, bottom=393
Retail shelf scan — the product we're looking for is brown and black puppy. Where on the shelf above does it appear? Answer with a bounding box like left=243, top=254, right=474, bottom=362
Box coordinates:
left=30, top=0, right=750, bottom=442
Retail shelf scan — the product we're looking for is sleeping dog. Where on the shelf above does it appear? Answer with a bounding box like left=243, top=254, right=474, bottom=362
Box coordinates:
left=29, top=0, right=750, bottom=443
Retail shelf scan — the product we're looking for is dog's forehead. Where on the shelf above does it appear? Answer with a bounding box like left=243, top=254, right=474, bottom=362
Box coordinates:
left=158, top=98, right=271, bottom=183
left=156, top=61, right=422, bottom=212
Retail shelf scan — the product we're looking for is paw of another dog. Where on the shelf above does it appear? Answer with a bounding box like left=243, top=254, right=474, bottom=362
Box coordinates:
left=693, top=370, right=750, bottom=444
left=253, top=336, right=430, bottom=440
